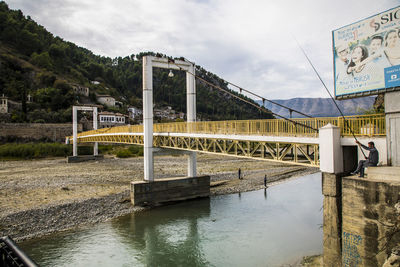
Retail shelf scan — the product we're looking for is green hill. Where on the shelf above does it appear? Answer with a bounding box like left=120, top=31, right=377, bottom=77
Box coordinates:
left=0, top=1, right=273, bottom=123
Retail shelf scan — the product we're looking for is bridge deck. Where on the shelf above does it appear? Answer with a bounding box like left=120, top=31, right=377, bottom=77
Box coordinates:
left=68, top=114, right=385, bottom=167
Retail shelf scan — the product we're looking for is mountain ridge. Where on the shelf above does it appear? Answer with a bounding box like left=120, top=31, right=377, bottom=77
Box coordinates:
left=0, top=1, right=272, bottom=123
left=259, top=97, right=375, bottom=118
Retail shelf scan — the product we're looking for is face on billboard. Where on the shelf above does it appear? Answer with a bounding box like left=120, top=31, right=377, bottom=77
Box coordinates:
left=370, top=39, right=382, bottom=53
left=386, top=31, right=398, bottom=47
left=333, top=6, right=400, bottom=98
left=351, top=47, right=364, bottom=63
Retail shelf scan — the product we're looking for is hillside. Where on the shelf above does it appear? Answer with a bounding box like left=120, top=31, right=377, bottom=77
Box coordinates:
left=0, top=1, right=272, bottom=123
left=259, top=97, right=376, bottom=118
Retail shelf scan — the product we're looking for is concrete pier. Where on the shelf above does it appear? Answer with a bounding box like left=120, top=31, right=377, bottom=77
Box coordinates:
left=130, top=176, right=210, bottom=206
left=322, top=172, right=343, bottom=267
left=341, top=167, right=400, bottom=266
left=323, top=167, right=400, bottom=266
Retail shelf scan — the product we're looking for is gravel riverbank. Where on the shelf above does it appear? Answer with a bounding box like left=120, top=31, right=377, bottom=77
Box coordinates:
left=0, top=154, right=318, bottom=241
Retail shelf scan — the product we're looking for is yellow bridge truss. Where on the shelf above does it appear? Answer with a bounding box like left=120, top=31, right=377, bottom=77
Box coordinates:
left=70, top=114, right=385, bottom=167
left=76, top=133, right=319, bottom=167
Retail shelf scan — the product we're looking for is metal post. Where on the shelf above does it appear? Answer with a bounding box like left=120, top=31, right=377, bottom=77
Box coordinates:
left=93, top=107, right=98, bottom=156
left=143, top=56, right=154, bottom=181
left=187, top=63, right=197, bottom=177
left=73, top=106, right=78, bottom=157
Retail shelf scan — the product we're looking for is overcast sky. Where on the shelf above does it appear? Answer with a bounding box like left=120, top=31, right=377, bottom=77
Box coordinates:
left=7, top=0, right=400, bottom=100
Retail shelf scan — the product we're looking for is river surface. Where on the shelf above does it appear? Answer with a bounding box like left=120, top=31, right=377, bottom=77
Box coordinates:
left=21, top=172, right=323, bottom=267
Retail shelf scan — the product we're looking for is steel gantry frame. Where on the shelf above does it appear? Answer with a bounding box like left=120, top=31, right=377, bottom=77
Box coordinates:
left=143, top=56, right=197, bottom=181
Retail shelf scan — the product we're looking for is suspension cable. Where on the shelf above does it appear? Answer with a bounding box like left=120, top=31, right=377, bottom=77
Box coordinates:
left=168, top=58, right=318, bottom=132
left=183, top=57, right=314, bottom=119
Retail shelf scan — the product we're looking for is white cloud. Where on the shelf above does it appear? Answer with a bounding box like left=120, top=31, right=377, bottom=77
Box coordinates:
left=7, top=0, right=400, bottom=99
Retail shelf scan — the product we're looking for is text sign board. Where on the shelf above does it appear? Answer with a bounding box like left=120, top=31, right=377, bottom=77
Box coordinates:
left=333, top=6, right=400, bottom=98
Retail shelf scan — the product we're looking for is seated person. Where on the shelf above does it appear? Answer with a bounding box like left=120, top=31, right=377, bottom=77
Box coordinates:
left=351, top=141, right=379, bottom=177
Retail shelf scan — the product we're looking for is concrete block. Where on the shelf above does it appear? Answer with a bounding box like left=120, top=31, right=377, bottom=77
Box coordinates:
left=322, top=172, right=342, bottom=197
left=319, top=124, right=343, bottom=174
left=367, top=167, right=400, bottom=183
left=67, top=155, right=104, bottom=163
left=130, top=176, right=210, bottom=206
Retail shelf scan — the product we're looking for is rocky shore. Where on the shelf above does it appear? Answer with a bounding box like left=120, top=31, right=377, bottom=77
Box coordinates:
left=0, top=154, right=318, bottom=242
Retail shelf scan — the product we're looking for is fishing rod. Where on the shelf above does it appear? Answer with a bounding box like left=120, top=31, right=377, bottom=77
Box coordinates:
left=294, top=38, right=368, bottom=159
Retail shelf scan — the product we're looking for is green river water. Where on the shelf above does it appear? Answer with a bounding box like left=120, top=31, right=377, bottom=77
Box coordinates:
left=20, top=172, right=323, bottom=267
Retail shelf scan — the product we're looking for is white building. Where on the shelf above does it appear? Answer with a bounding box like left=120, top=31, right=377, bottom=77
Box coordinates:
left=128, top=107, right=142, bottom=120
left=99, top=111, right=127, bottom=128
left=72, top=85, right=89, bottom=97
left=0, top=95, right=8, bottom=113
left=97, top=95, right=116, bottom=107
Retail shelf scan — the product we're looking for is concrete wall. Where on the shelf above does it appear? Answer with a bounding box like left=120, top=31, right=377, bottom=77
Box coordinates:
left=0, top=123, right=80, bottom=142
left=323, top=168, right=400, bottom=267
left=342, top=172, right=400, bottom=266
left=322, top=173, right=342, bottom=267
left=341, top=137, right=387, bottom=166
left=130, top=176, right=210, bottom=206
left=385, top=91, right=400, bottom=166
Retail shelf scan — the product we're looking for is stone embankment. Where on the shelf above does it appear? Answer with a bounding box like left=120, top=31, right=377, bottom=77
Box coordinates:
left=0, top=154, right=318, bottom=241
left=0, top=123, right=81, bottom=142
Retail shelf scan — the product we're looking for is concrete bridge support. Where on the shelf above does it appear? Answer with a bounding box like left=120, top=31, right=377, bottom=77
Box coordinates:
left=320, top=112, right=400, bottom=266
left=320, top=124, right=344, bottom=266
left=186, top=63, right=197, bottom=178
left=136, top=56, right=209, bottom=205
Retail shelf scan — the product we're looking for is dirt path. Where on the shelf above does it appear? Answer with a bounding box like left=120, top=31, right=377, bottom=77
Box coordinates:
left=0, top=154, right=318, bottom=241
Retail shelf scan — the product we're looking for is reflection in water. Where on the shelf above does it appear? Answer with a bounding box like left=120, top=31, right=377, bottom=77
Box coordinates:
left=111, top=199, right=211, bottom=267
left=21, top=173, right=323, bottom=267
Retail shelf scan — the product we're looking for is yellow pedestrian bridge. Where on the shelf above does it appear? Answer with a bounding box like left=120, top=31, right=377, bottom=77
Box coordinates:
left=67, top=114, right=385, bottom=167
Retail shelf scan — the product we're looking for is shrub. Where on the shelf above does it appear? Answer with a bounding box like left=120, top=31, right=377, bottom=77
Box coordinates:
left=0, top=143, right=93, bottom=159
left=116, top=149, right=133, bottom=158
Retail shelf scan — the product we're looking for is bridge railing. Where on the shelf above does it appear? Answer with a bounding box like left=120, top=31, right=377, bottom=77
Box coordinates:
left=76, top=114, right=385, bottom=138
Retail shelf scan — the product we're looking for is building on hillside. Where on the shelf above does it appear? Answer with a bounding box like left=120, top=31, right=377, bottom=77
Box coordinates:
left=128, top=107, right=142, bottom=120
left=99, top=111, right=127, bottom=128
left=97, top=95, right=116, bottom=107
left=72, top=84, right=89, bottom=97
left=0, top=95, right=8, bottom=113
left=0, top=95, right=21, bottom=114
left=115, top=101, right=123, bottom=107
left=153, top=106, right=186, bottom=121
left=27, top=93, right=33, bottom=103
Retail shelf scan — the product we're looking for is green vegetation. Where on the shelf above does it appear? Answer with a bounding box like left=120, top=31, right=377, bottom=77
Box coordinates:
left=115, top=145, right=144, bottom=158
left=0, top=1, right=273, bottom=123
left=0, top=143, right=91, bottom=159
left=0, top=142, right=144, bottom=159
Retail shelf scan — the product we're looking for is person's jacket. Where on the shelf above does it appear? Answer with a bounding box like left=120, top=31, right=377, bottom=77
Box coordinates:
left=361, top=144, right=379, bottom=166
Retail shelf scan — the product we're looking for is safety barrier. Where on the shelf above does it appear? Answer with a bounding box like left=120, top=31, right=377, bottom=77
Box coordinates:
left=76, top=114, right=385, bottom=138
left=0, top=236, right=38, bottom=267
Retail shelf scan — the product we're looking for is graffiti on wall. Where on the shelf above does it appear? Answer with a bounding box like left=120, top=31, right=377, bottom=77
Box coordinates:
left=343, top=232, right=362, bottom=266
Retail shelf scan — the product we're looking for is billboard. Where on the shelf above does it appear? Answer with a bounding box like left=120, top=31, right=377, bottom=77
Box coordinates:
left=333, top=6, right=400, bottom=99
